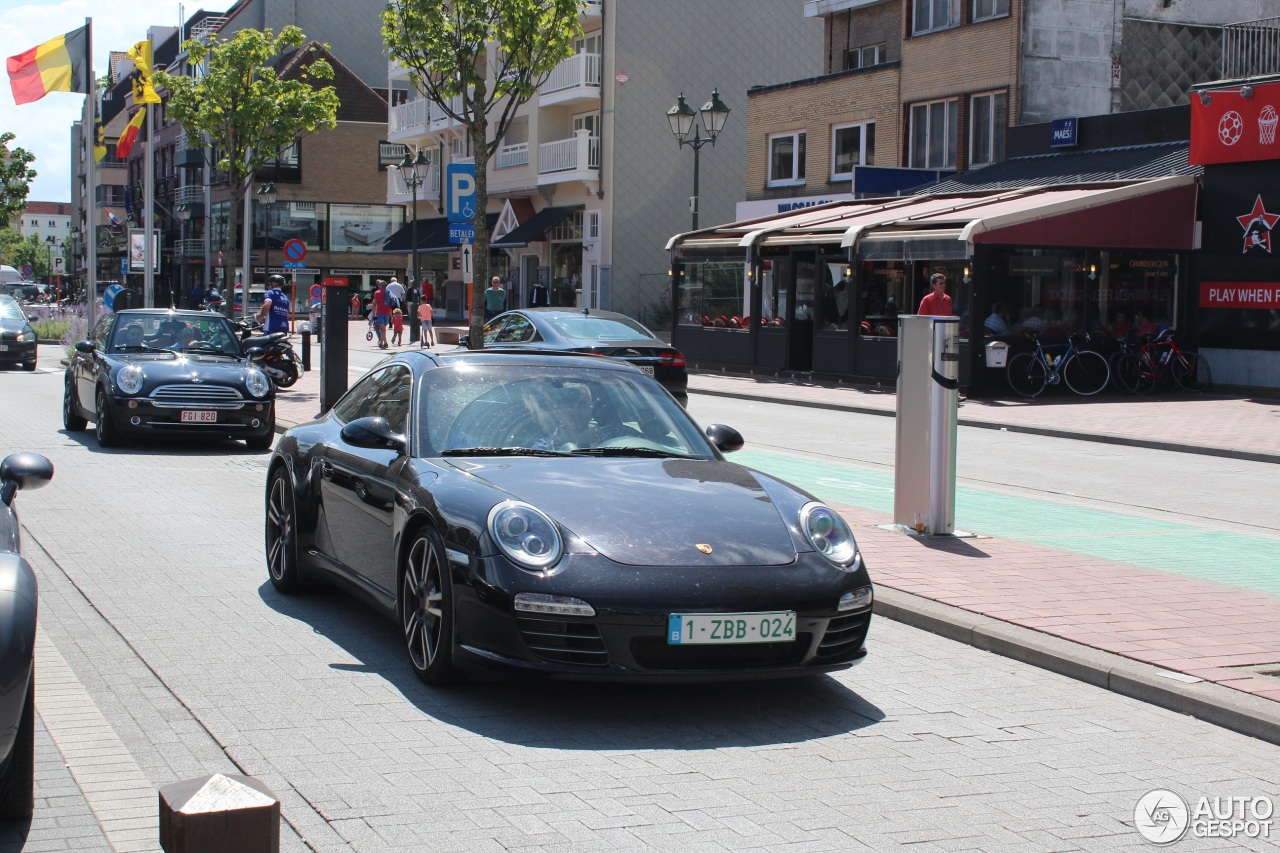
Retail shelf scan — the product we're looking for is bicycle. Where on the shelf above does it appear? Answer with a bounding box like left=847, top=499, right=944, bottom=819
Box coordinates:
left=1006, top=331, right=1111, bottom=397
left=1113, top=329, right=1211, bottom=394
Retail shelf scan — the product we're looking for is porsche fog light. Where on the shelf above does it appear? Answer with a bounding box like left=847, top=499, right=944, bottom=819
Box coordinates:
left=488, top=500, right=563, bottom=571
left=514, top=593, right=595, bottom=617
left=839, top=586, right=873, bottom=611
left=800, top=502, right=859, bottom=568
left=245, top=367, right=270, bottom=398
left=116, top=364, right=144, bottom=395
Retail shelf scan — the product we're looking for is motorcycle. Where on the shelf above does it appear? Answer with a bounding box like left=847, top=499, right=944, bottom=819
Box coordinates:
left=233, top=318, right=301, bottom=388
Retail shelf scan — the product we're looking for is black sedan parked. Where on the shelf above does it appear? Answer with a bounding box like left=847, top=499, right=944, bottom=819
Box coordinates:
left=265, top=351, right=872, bottom=683
left=466, top=308, right=688, bottom=404
left=63, top=309, right=276, bottom=449
left=0, top=296, right=37, bottom=372
left=0, top=452, right=53, bottom=819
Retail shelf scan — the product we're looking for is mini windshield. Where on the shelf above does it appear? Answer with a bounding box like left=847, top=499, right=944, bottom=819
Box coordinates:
left=545, top=315, right=656, bottom=342
left=108, top=314, right=241, bottom=356
left=419, top=363, right=709, bottom=458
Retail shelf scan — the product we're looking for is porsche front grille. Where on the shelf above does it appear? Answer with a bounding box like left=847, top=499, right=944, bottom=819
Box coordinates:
left=516, top=616, right=609, bottom=666
left=816, top=612, right=870, bottom=661
left=150, top=384, right=245, bottom=408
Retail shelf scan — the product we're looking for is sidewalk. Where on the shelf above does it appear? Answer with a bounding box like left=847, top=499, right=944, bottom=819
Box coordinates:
left=270, top=335, right=1280, bottom=745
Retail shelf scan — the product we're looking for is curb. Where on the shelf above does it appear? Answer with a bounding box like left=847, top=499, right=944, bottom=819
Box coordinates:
left=687, top=386, right=1280, bottom=465
left=874, top=586, right=1280, bottom=748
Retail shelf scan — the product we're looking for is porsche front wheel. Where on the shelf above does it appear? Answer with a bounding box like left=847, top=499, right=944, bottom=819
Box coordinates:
left=400, top=527, right=455, bottom=685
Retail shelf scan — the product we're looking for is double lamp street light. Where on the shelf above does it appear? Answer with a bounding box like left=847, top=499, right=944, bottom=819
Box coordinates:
left=666, top=88, right=731, bottom=231
left=390, top=148, right=432, bottom=343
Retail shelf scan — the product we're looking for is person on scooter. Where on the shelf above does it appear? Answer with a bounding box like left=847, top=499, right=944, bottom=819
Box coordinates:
left=257, top=275, right=291, bottom=335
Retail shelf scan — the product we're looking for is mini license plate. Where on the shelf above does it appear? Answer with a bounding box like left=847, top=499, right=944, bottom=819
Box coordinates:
left=667, top=611, right=796, bottom=645
left=638, top=365, right=655, bottom=376
left=0, top=344, right=8, bottom=351
left=180, top=410, right=218, bottom=423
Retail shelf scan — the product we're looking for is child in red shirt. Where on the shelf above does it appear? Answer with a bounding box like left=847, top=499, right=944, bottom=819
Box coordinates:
left=391, top=308, right=404, bottom=345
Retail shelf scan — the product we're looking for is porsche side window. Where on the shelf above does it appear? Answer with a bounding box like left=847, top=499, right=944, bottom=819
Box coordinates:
left=482, top=318, right=506, bottom=345
left=497, top=314, right=535, bottom=343
left=369, top=366, right=412, bottom=435
left=331, top=369, right=385, bottom=424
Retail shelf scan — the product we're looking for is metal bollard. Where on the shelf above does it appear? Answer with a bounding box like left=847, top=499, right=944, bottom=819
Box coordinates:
left=300, top=330, right=311, bottom=372
left=159, top=773, right=280, bottom=853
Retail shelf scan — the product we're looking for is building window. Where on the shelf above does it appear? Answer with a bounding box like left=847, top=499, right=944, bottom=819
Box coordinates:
left=912, top=0, right=959, bottom=35
left=970, top=91, right=1008, bottom=167
left=831, top=122, right=875, bottom=179
left=910, top=99, right=957, bottom=170
left=768, top=131, right=806, bottom=186
left=973, top=0, right=1009, bottom=22
left=844, top=43, right=886, bottom=71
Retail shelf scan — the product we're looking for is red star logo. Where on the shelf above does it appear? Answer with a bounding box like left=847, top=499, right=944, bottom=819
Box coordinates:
left=1237, top=195, right=1280, bottom=231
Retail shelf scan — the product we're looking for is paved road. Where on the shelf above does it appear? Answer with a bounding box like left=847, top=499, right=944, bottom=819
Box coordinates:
left=4, top=362, right=1280, bottom=851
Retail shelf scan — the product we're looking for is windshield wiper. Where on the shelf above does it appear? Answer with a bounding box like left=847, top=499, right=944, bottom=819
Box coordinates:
left=113, top=344, right=173, bottom=354
left=180, top=344, right=233, bottom=355
left=441, top=446, right=570, bottom=457
left=568, top=446, right=694, bottom=458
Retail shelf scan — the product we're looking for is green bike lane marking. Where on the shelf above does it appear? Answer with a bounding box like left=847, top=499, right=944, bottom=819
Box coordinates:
left=737, top=449, right=1280, bottom=596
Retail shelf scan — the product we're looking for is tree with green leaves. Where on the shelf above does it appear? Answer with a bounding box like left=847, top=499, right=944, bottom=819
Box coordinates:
left=0, top=133, right=37, bottom=234
left=156, top=26, right=339, bottom=296
left=383, top=0, right=584, bottom=347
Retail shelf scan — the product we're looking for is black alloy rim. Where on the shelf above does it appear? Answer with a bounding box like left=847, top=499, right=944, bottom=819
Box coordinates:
left=402, top=535, right=444, bottom=671
left=266, top=476, right=292, bottom=581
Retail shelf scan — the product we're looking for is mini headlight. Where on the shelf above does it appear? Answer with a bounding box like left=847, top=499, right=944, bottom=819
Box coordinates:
left=16, top=330, right=35, bottom=343
left=488, top=500, right=563, bottom=572
left=116, top=364, right=144, bottom=395
left=245, top=367, right=270, bottom=398
left=800, top=502, right=859, bottom=569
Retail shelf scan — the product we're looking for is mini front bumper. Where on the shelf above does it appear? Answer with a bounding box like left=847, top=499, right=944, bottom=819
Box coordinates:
left=106, top=394, right=275, bottom=439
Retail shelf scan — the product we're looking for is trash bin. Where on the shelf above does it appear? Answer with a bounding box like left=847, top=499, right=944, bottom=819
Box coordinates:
left=985, top=340, right=1009, bottom=369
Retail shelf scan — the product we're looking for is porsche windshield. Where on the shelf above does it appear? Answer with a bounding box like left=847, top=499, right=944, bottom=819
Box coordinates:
left=420, top=363, right=710, bottom=458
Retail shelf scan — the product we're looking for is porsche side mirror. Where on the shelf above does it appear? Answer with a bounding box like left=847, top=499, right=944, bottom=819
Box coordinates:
left=1, top=452, right=54, bottom=507
left=340, top=416, right=408, bottom=454
left=705, top=423, right=744, bottom=453
left=75, top=340, right=94, bottom=354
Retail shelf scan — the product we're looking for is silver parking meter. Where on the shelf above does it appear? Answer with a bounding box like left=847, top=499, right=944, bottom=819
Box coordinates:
left=893, top=315, right=960, bottom=536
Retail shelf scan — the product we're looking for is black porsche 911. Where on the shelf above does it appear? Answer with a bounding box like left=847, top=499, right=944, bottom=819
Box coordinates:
left=265, top=350, right=872, bottom=683
left=63, top=309, right=276, bottom=449
left=465, top=308, right=689, bottom=404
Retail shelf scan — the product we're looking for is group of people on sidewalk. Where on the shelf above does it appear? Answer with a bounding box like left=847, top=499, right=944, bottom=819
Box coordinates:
left=367, top=277, right=436, bottom=349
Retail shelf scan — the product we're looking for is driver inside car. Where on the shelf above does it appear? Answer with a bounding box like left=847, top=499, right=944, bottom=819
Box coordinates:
left=122, top=322, right=145, bottom=348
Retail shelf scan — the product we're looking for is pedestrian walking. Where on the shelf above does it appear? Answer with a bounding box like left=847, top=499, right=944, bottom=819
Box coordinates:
left=386, top=276, right=406, bottom=311
left=918, top=272, right=953, bottom=316
left=190, top=281, right=204, bottom=309
left=417, top=300, right=435, bottom=347
left=484, top=276, right=507, bottom=321
left=372, top=279, right=391, bottom=349
left=391, top=308, right=404, bottom=346
left=350, top=293, right=360, bottom=318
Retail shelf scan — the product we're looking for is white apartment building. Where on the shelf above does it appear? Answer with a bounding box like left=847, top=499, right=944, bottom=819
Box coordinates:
left=386, top=0, right=824, bottom=325
left=16, top=202, right=73, bottom=271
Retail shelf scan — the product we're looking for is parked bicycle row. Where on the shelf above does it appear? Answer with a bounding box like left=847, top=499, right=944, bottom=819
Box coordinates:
left=1005, top=329, right=1211, bottom=398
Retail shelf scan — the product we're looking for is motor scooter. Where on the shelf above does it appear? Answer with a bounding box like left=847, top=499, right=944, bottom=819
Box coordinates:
left=234, top=318, right=301, bottom=387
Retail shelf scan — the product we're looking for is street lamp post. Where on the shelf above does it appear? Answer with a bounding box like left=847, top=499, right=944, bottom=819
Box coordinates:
left=389, top=149, right=432, bottom=343
left=666, top=89, right=731, bottom=231
left=255, top=182, right=277, bottom=319
left=44, top=235, right=58, bottom=303
left=176, top=203, right=192, bottom=307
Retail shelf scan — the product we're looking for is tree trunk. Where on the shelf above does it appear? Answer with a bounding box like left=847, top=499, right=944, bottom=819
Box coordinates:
left=469, top=110, right=490, bottom=348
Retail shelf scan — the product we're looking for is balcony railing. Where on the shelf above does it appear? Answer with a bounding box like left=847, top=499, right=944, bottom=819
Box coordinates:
left=543, top=52, right=601, bottom=94
left=390, top=98, right=429, bottom=135
left=175, top=238, right=204, bottom=259
left=175, top=185, right=205, bottom=207
left=538, top=131, right=600, bottom=174
left=497, top=142, right=529, bottom=169
left=1223, top=16, right=1280, bottom=78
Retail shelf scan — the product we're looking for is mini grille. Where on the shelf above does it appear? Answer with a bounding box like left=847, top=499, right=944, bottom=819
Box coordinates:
left=516, top=617, right=609, bottom=666
left=150, top=384, right=244, bottom=408
left=816, top=613, right=870, bottom=661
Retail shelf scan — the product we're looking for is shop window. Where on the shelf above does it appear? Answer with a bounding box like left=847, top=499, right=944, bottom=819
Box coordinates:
left=844, top=43, right=886, bottom=71
left=973, top=0, right=1009, bottom=21
left=857, top=262, right=905, bottom=337
left=832, top=122, right=875, bottom=180
left=910, top=99, right=957, bottom=170
left=819, top=262, right=852, bottom=330
left=970, top=91, right=1007, bottom=168
left=768, top=132, right=806, bottom=186
left=328, top=203, right=406, bottom=254
left=677, top=260, right=748, bottom=329
left=912, top=0, right=959, bottom=35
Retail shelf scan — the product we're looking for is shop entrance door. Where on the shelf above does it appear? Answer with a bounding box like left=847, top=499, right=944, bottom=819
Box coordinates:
left=788, top=251, right=818, bottom=371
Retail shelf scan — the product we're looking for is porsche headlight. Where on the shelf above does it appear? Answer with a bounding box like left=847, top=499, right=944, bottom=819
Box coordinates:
left=488, top=500, right=563, bottom=572
left=245, top=367, right=270, bottom=398
left=16, top=330, right=35, bottom=343
left=800, top=502, right=859, bottom=569
left=116, top=364, right=144, bottom=395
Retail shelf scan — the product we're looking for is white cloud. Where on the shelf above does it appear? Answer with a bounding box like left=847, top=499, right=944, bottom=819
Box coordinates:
left=0, top=0, right=189, bottom=204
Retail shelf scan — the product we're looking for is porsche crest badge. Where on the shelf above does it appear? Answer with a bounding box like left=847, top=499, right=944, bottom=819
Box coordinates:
left=696, top=543, right=713, bottom=554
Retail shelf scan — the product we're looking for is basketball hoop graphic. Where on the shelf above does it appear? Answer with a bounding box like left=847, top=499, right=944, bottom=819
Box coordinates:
left=1260, top=105, right=1278, bottom=144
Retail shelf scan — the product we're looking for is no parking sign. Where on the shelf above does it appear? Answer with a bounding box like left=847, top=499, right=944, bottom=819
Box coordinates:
left=309, top=283, right=323, bottom=307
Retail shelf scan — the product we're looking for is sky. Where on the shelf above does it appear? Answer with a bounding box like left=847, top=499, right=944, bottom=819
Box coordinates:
left=0, top=0, right=193, bottom=204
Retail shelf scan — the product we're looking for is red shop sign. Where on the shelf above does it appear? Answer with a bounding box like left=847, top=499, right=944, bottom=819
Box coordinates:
left=1190, top=82, right=1280, bottom=165
left=1199, top=282, right=1280, bottom=309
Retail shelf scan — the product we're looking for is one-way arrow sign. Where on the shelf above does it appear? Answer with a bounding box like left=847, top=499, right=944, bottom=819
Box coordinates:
left=461, top=244, right=472, bottom=284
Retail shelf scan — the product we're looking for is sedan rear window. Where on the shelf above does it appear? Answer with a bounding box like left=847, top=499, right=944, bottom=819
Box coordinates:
left=546, top=315, right=655, bottom=342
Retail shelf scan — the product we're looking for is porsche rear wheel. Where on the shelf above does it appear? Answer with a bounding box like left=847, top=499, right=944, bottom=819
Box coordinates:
left=0, top=675, right=34, bottom=820
left=265, top=469, right=301, bottom=592
left=401, top=527, right=455, bottom=684
left=95, top=389, right=120, bottom=448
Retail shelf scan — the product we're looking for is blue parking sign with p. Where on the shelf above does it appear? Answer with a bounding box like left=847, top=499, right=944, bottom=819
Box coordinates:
left=446, top=163, right=476, bottom=223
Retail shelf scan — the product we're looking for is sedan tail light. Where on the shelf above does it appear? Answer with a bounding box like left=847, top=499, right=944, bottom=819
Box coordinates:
left=659, top=352, right=687, bottom=369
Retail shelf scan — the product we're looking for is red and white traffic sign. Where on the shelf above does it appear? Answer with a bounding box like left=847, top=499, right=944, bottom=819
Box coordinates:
left=283, top=239, right=307, bottom=262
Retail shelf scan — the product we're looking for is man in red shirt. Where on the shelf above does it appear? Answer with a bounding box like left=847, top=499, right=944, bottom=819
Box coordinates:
left=372, top=279, right=391, bottom=349
left=918, top=272, right=953, bottom=316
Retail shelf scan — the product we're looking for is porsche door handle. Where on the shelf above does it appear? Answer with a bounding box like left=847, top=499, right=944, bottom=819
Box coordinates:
left=319, top=461, right=334, bottom=480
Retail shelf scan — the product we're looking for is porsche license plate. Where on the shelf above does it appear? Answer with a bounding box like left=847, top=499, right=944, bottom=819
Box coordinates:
left=180, top=410, right=217, bottom=423
left=667, top=611, right=796, bottom=645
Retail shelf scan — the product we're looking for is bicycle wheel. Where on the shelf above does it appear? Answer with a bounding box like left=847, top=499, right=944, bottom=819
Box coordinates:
left=1063, top=350, right=1110, bottom=396
left=1171, top=351, right=1212, bottom=392
left=1007, top=352, right=1048, bottom=397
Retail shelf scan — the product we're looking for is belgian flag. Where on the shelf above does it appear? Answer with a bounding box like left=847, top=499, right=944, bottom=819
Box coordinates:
left=6, top=26, right=89, bottom=105
left=116, top=109, right=146, bottom=160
